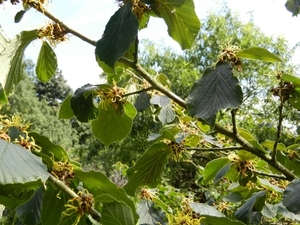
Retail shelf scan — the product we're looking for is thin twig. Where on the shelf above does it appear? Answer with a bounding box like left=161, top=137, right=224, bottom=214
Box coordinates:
left=186, top=146, right=244, bottom=151
left=122, top=87, right=153, bottom=97
left=273, top=97, right=284, bottom=162
left=253, top=170, right=288, bottom=180
left=231, top=109, right=237, bottom=134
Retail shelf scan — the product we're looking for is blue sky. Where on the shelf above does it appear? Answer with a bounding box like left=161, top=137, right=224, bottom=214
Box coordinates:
left=0, top=0, right=300, bottom=90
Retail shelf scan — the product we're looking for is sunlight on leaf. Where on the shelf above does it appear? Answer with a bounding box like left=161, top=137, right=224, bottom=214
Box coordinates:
left=237, top=47, right=282, bottom=62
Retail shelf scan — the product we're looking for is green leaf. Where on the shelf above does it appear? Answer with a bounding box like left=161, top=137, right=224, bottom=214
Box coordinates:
left=200, top=215, right=246, bottom=225
left=95, top=2, right=138, bottom=69
left=235, top=190, right=266, bottom=224
left=214, top=163, right=232, bottom=183
left=29, top=132, right=70, bottom=161
left=134, top=91, right=151, bottom=112
left=288, top=87, right=300, bottom=110
left=123, top=101, right=137, bottom=119
left=152, top=0, right=200, bottom=49
left=158, top=106, right=175, bottom=124
left=150, top=95, right=170, bottom=107
left=282, top=73, right=300, bottom=86
left=0, top=30, right=38, bottom=94
left=0, top=183, right=36, bottom=210
left=14, top=10, right=27, bottom=23
left=101, top=201, right=136, bottom=225
left=190, top=202, right=224, bottom=217
left=238, top=129, right=267, bottom=153
left=124, top=142, right=170, bottom=196
left=261, top=203, right=277, bottom=219
left=59, top=94, right=74, bottom=119
left=71, top=84, right=99, bottom=122
left=92, top=100, right=134, bottom=145
left=0, top=139, right=49, bottom=185
left=187, top=61, right=243, bottom=126
left=276, top=202, right=300, bottom=220
left=285, top=0, right=300, bottom=16
left=237, top=47, right=282, bottom=62
left=283, top=179, right=300, bottom=214
left=137, top=200, right=167, bottom=225
left=277, top=151, right=300, bottom=176
left=36, top=41, right=58, bottom=82
left=42, top=184, right=68, bottom=225
left=16, top=186, right=44, bottom=225
left=203, top=157, right=231, bottom=183
left=0, top=83, right=8, bottom=104
left=74, top=170, right=137, bottom=222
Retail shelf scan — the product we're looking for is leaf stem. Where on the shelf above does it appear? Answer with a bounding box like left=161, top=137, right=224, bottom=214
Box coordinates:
left=253, top=170, right=288, bottom=180
left=122, top=87, right=153, bottom=97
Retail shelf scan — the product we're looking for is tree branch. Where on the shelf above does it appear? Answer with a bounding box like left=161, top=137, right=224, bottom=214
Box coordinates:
left=253, top=170, right=289, bottom=180
left=231, top=109, right=237, bottom=134
left=186, top=146, right=244, bottom=151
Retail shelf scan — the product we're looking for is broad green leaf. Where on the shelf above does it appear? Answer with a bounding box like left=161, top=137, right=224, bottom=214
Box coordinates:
left=36, top=41, right=58, bottom=82
left=203, top=157, right=230, bottom=183
left=283, top=179, right=300, bottom=214
left=200, top=215, right=246, bottom=225
left=101, top=201, right=136, bottom=225
left=261, top=203, right=277, bottom=219
left=134, top=91, right=151, bottom=112
left=0, top=139, right=49, bottom=185
left=123, top=101, right=137, bottom=119
left=95, top=2, right=138, bottom=69
left=237, top=47, right=282, bottom=62
left=0, top=29, right=38, bottom=94
left=187, top=61, right=243, bottom=126
left=92, top=100, right=134, bottom=145
left=288, top=87, right=300, bottom=110
left=285, top=0, right=300, bottom=16
left=59, top=94, right=74, bottom=119
left=277, top=151, right=300, bottom=176
left=74, top=170, right=137, bottom=222
left=150, top=95, right=170, bottom=107
left=237, top=150, right=257, bottom=161
left=71, top=84, right=99, bottom=122
left=29, top=132, right=70, bottom=161
left=214, top=163, right=232, bottom=183
left=156, top=73, right=171, bottom=88
left=0, top=183, right=36, bottom=210
left=0, top=83, right=8, bottom=104
left=190, top=202, right=224, bottom=217
left=238, top=129, right=267, bottom=153
left=16, top=186, right=44, bottom=225
left=276, top=202, right=300, bottom=220
left=282, top=73, right=300, bottom=86
left=14, top=10, right=26, bottom=23
left=124, top=142, right=170, bottom=196
left=42, top=184, right=68, bottom=225
left=235, top=190, right=266, bottom=224
left=158, top=106, right=175, bottom=124
left=257, top=178, right=283, bottom=193
left=137, top=200, right=167, bottom=225
left=152, top=0, right=200, bottom=49
left=261, top=139, right=285, bottom=151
